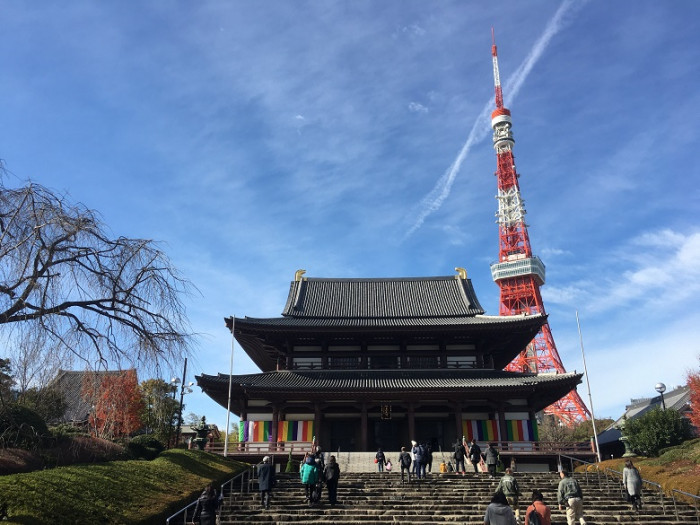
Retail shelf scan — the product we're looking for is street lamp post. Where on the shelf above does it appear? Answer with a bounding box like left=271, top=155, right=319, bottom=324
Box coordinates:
left=174, top=357, right=194, bottom=446
left=655, top=382, right=667, bottom=410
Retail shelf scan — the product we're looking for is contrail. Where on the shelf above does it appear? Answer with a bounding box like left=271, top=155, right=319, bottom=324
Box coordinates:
left=403, top=0, right=584, bottom=240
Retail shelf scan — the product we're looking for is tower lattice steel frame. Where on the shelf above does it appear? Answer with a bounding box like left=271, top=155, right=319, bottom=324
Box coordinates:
left=488, top=31, right=590, bottom=426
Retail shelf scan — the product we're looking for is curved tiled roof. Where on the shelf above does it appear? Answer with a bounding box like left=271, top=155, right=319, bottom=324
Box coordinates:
left=199, top=369, right=577, bottom=391
left=196, top=369, right=583, bottom=414
left=281, top=276, right=485, bottom=318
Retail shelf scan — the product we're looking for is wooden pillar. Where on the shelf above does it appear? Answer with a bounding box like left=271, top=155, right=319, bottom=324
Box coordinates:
left=454, top=402, right=463, bottom=442
left=361, top=402, right=368, bottom=451
left=497, top=404, right=507, bottom=445
left=408, top=402, right=415, bottom=441
left=314, top=402, right=322, bottom=449
left=271, top=404, right=279, bottom=450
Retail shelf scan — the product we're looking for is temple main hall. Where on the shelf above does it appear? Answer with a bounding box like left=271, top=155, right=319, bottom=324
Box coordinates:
left=196, top=269, right=582, bottom=452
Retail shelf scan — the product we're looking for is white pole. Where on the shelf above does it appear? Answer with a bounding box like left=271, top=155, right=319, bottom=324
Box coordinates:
left=224, top=316, right=235, bottom=457
left=576, top=310, right=602, bottom=463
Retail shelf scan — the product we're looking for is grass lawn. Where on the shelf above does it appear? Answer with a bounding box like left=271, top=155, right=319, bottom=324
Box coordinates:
left=0, top=449, right=249, bottom=524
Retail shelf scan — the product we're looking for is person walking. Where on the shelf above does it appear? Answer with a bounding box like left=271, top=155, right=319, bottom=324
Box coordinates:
left=412, top=440, right=425, bottom=479
left=469, top=439, right=482, bottom=473
left=191, top=484, right=219, bottom=525
left=496, top=468, right=522, bottom=520
left=453, top=440, right=467, bottom=474
left=557, top=470, right=586, bottom=525
left=622, top=459, right=643, bottom=511
left=399, top=446, right=412, bottom=483
left=375, top=448, right=386, bottom=472
left=300, top=455, right=320, bottom=506
left=323, top=455, right=341, bottom=505
left=525, top=490, right=551, bottom=525
left=484, top=490, right=517, bottom=525
left=484, top=443, right=500, bottom=478
left=257, top=456, right=275, bottom=510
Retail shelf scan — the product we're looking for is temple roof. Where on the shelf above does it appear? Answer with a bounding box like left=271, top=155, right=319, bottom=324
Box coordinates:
left=281, top=275, right=485, bottom=318
left=196, top=369, right=582, bottom=414
left=228, top=273, right=546, bottom=371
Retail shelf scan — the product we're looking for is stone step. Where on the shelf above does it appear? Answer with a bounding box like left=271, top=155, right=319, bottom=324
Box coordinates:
left=219, top=472, right=697, bottom=524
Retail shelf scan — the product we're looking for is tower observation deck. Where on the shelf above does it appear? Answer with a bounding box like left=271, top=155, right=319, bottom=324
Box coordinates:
left=488, top=32, right=590, bottom=426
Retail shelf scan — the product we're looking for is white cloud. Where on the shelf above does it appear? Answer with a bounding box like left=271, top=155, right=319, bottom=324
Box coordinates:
left=408, top=101, right=428, bottom=114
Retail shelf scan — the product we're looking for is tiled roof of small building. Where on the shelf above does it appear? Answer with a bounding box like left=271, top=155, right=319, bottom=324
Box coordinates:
left=281, top=276, right=485, bottom=318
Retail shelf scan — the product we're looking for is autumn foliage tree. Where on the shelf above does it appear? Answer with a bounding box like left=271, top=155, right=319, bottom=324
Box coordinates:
left=82, top=370, right=144, bottom=439
left=687, top=359, right=700, bottom=432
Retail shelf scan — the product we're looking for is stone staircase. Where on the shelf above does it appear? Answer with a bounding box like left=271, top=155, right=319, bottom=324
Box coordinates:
left=217, top=469, right=699, bottom=524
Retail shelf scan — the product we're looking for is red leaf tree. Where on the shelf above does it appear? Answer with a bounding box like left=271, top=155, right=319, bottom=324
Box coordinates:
left=687, top=359, right=700, bottom=433
left=82, top=370, right=144, bottom=439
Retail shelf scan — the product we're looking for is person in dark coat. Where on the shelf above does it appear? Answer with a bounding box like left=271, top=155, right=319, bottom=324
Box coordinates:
left=375, top=448, right=386, bottom=472
left=469, top=439, right=482, bottom=473
left=399, top=446, right=412, bottom=483
left=484, top=443, right=500, bottom=478
left=192, top=484, right=219, bottom=525
left=323, top=455, right=341, bottom=505
left=453, top=440, right=467, bottom=474
left=257, top=456, right=275, bottom=510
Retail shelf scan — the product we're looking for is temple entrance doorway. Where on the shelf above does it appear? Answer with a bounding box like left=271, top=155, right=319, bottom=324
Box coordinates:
left=370, top=418, right=402, bottom=451
left=327, top=419, right=358, bottom=452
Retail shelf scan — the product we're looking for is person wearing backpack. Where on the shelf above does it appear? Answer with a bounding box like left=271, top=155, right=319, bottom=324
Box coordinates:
left=525, top=490, right=551, bottom=525
left=496, top=468, right=522, bottom=520
left=453, top=440, right=467, bottom=474
left=399, top=446, right=412, bottom=483
left=375, top=448, right=386, bottom=472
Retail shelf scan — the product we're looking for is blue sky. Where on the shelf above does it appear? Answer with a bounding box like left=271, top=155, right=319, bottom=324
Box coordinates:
left=1, top=1, right=698, bottom=432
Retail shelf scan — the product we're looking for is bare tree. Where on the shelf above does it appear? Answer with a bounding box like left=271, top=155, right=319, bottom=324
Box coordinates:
left=0, top=175, right=193, bottom=372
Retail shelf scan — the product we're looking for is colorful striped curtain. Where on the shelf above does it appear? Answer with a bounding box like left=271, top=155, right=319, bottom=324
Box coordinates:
left=238, top=421, right=272, bottom=442
left=277, top=420, right=314, bottom=442
left=504, top=419, right=539, bottom=441
left=462, top=419, right=501, bottom=442
left=462, top=419, right=538, bottom=442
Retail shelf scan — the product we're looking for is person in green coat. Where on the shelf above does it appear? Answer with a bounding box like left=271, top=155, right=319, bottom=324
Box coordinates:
left=300, top=456, right=320, bottom=505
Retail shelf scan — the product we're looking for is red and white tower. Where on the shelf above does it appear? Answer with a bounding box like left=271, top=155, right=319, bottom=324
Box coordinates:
left=488, top=31, right=590, bottom=426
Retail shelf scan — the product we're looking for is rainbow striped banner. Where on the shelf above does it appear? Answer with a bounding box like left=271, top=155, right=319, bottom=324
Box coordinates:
left=462, top=420, right=501, bottom=442
left=504, top=420, right=539, bottom=441
left=277, top=420, right=314, bottom=442
left=239, top=421, right=272, bottom=442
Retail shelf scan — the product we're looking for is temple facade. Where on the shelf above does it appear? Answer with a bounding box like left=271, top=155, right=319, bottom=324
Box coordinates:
left=196, top=269, right=583, bottom=452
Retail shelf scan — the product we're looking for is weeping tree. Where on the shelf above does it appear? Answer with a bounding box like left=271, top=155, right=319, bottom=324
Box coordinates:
left=0, top=174, right=193, bottom=384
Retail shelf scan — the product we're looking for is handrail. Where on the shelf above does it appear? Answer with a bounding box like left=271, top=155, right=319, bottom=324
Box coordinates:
left=670, top=489, right=700, bottom=525
left=165, top=463, right=257, bottom=524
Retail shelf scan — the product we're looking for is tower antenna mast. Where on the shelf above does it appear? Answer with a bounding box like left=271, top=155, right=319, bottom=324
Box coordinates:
left=488, top=29, right=590, bottom=426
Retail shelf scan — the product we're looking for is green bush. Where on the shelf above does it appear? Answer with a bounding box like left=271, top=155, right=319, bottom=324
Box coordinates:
left=0, top=403, right=48, bottom=449
left=127, top=433, right=166, bottom=460
left=624, top=408, right=693, bottom=457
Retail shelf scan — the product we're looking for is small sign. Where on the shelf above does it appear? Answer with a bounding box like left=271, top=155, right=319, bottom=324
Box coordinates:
left=381, top=404, right=391, bottom=420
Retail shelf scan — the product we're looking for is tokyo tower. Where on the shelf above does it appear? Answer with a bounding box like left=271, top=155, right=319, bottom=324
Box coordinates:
left=488, top=31, right=590, bottom=426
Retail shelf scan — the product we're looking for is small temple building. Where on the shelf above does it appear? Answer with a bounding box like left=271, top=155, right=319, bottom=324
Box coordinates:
left=196, top=268, right=583, bottom=453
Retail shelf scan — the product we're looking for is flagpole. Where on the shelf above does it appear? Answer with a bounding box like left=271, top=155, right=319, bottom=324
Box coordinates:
left=576, top=310, right=602, bottom=462
left=224, top=315, right=235, bottom=457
